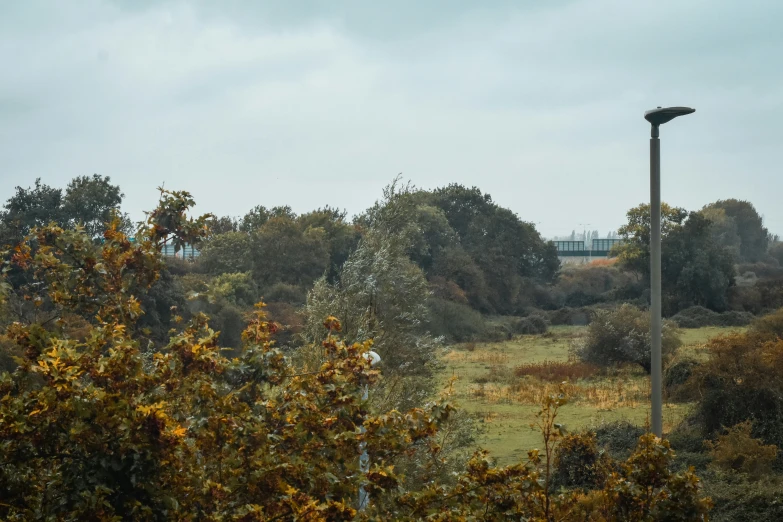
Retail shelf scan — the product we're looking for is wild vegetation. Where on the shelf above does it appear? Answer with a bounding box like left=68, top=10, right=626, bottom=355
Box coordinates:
left=2, top=175, right=783, bottom=519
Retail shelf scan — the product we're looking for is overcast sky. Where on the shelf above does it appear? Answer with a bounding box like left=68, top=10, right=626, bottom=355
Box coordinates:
left=1, top=0, right=781, bottom=238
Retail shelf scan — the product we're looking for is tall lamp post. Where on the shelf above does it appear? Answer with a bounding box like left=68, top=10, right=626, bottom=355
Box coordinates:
left=358, top=350, right=381, bottom=511
left=643, top=106, right=695, bottom=437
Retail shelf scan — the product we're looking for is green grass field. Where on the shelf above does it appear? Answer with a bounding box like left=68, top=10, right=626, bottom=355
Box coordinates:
left=439, top=325, right=744, bottom=465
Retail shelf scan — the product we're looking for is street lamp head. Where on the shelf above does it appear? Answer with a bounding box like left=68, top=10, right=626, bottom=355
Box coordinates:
left=644, top=106, right=695, bottom=126
left=363, top=350, right=381, bottom=367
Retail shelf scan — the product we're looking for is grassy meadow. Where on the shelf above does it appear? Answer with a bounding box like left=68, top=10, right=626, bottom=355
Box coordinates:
left=439, top=325, right=743, bottom=465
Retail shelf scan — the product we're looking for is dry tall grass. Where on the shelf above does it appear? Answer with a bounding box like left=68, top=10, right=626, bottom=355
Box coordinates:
left=514, top=360, right=599, bottom=382
left=469, top=377, right=648, bottom=410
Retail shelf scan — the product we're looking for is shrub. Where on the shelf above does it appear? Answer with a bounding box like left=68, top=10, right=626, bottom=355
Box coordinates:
left=728, top=285, right=765, bottom=314
left=734, top=271, right=759, bottom=287
left=737, top=262, right=783, bottom=281
left=553, top=432, right=608, bottom=490
left=770, top=242, right=783, bottom=266
left=706, top=421, right=778, bottom=479
left=563, top=290, right=602, bottom=308
left=263, top=282, right=307, bottom=305
left=511, top=314, right=549, bottom=335
left=0, top=335, right=21, bottom=374
left=426, top=297, right=487, bottom=343
left=571, top=433, right=712, bottom=521
left=593, top=421, right=646, bottom=461
left=667, top=422, right=707, bottom=454
left=555, top=265, right=632, bottom=302
left=572, top=304, right=681, bottom=373
left=264, top=301, right=303, bottom=347
left=514, top=360, right=599, bottom=382
left=428, top=276, right=469, bottom=305
left=547, top=306, right=595, bottom=326
left=664, top=359, right=700, bottom=402
left=757, top=279, right=783, bottom=311
left=670, top=305, right=753, bottom=328
left=213, top=302, right=245, bottom=349
left=704, top=472, right=783, bottom=522
left=688, top=326, right=783, bottom=450
left=666, top=422, right=712, bottom=472
left=749, top=307, right=783, bottom=338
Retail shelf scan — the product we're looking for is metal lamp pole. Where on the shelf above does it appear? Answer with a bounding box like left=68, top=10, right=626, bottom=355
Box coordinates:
left=358, top=350, right=381, bottom=511
left=643, top=106, right=695, bottom=437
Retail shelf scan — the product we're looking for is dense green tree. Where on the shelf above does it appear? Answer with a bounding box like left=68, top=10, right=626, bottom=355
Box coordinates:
left=238, top=204, right=270, bottom=232
left=406, top=204, right=458, bottom=273
left=705, top=199, right=769, bottom=262
left=251, top=216, right=330, bottom=289
left=432, top=245, right=491, bottom=311
left=1, top=175, right=128, bottom=245
left=61, top=174, right=128, bottom=238
left=199, top=231, right=254, bottom=274
left=0, top=178, right=64, bottom=246
left=208, top=215, right=237, bottom=234
left=663, top=212, right=736, bottom=312
left=614, top=202, right=689, bottom=277
left=418, top=184, right=559, bottom=314
left=616, top=203, right=735, bottom=313
left=428, top=184, right=494, bottom=241
left=699, top=206, right=742, bottom=261
left=770, top=241, right=783, bottom=266
left=297, top=206, right=361, bottom=282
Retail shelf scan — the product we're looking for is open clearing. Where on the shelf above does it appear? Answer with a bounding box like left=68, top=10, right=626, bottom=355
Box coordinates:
left=439, top=325, right=743, bottom=465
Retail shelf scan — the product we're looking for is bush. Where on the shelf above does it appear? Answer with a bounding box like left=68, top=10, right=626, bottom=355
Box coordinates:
left=688, top=326, right=783, bottom=450
left=0, top=335, right=21, bottom=374
left=264, top=301, right=303, bottom=347
left=510, top=314, right=549, bottom=335
left=749, top=307, right=783, bottom=338
left=555, top=265, right=633, bottom=307
left=263, top=282, right=307, bottom=305
left=213, top=303, right=246, bottom=349
left=705, top=472, right=783, bottom=522
left=428, top=276, right=469, bottom=305
left=593, top=421, right=646, bottom=461
left=572, top=304, right=681, bottom=373
left=664, top=359, right=700, bottom=402
left=426, top=297, right=488, bottom=343
left=706, top=421, right=778, bottom=479
left=563, top=290, right=602, bottom=308
left=737, top=262, right=783, bottom=281
left=484, top=321, right=513, bottom=342
left=547, top=306, right=595, bottom=326
left=666, top=422, right=711, bottom=472
left=670, top=305, right=753, bottom=328
left=667, top=422, right=707, bottom=454
left=553, top=432, right=608, bottom=490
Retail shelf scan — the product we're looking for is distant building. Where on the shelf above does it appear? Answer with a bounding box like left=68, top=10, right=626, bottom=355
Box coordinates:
left=161, top=242, right=200, bottom=260
left=552, top=239, right=623, bottom=265
left=101, top=237, right=201, bottom=260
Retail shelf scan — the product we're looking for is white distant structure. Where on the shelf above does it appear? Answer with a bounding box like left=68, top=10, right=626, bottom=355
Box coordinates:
left=552, top=239, right=623, bottom=265
left=161, top=242, right=200, bottom=260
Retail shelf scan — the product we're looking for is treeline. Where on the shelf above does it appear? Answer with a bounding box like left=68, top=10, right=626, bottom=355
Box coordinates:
left=2, top=175, right=782, bottom=348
